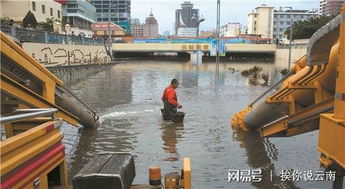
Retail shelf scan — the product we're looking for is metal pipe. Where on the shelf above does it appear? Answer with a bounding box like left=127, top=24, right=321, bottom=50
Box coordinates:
left=61, top=86, right=98, bottom=116
left=0, top=108, right=57, bottom=124
left=249, top=72, right=292, bottom=106
left=288, top=106, right=333, bottom=125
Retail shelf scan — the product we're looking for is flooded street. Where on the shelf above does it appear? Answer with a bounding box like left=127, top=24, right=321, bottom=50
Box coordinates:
left=61, top=61, right=331, bottom=189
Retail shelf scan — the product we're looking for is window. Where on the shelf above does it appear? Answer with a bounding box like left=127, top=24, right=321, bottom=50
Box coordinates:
left=42, top=5, right=45, bottom=14
left=32, top=1, right=36, bottom=11
left=287, top=21, right=291, bottom=25
left=50, top=8, right=53, bottom=16
left=57, top=10, right=60, bottom=18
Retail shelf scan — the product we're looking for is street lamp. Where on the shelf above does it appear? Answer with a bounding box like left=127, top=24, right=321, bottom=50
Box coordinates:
left=285, top=6, right=293, bottom=70
left=192, top=14, right=205, bottom=65
left=216, top=0, right=220, bottom=83
left=107, top=4, right=115, bottom=60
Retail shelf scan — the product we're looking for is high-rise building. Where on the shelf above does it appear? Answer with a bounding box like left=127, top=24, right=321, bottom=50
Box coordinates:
left=61, top=0, right=96, bottom=36
left=220, top=23, right=242, bottom=37
left=131, top=18, right=140, bottom=25
left=320, top=0, right=345, bottom=16
left=248, top=4, right=319, bottom=39
left=247, top=4, right=275, bottom=38
left=131, top=18, right=143, bottom=37
left=175, top=1, right=199, bottom=36
left=143, top=11, right=159, bottom=38
left=91, top=0, right=131, bottom=33
left=273, top=8, right=318, bottom=39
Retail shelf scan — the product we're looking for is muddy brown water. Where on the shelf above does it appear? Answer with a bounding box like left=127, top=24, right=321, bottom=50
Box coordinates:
left=61, top=61, right=332, bottom=189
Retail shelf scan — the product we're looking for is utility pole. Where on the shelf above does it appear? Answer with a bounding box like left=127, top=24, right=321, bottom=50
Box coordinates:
left=216, top=0, right=221, bottom=82
left=192, top=14, right=205, bottom=65
left=108, top=4, right=115, bottom=60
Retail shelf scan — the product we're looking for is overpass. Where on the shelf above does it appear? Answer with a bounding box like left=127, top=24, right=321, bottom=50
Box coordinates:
left=111, top=43, right=277, bottom=54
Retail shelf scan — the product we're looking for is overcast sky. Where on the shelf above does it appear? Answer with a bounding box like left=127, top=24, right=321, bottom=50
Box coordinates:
left=131, top=0, right=320, bottom=34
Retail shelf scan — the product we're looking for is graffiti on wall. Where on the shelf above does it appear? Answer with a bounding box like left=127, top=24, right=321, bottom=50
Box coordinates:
left=28, top=45, right=110, bottom=67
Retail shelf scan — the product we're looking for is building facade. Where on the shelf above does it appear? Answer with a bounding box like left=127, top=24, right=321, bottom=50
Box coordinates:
left=220, top=23, right=242, bottom=37
left=0, top=0, right=62, bottom=24
left=247, top=5, right=274, bottom=38
left=143, top=11, right=159, bottom=38
left=91, top=22, right=125, bottom=37
left=320, top=0, right=345, bottom=16
left=131, top=18, right=143, bottom=37
left=175, top=1, right=199, bottom=36
left=60, top=0, right=96, bottom=36
left=177, top=27, right=197, bottom=37
left=91, top=0, right=131, bottom=33
left=273, top=8, right=318, bottom=39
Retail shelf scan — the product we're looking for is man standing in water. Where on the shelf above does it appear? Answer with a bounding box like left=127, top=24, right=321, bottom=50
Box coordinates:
left=161, top=79, right=183, bottom=121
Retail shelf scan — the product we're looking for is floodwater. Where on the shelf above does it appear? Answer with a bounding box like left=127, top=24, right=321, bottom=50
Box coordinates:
left=61, top=60, right=332, bottom=189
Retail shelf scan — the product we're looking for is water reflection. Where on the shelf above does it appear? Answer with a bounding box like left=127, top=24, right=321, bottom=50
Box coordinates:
left=233, top=129, right=297, bottom=189
left=160, top=122, right=184, bottom=162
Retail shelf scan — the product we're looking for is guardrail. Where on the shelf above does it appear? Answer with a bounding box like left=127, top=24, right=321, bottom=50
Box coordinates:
left=0, top=108, right=58, bottom=124
left=0, top=26, right=104, bottom=45
left=276, top=43, right=308, bottom=49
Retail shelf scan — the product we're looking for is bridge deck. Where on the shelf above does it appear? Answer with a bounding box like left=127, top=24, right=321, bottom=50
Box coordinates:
left=112, top=43, right=276, bottom=53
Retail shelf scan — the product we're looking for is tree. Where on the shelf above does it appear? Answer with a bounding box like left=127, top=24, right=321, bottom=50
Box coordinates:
left=42, top=18, right=54, bottom=32
left=61, top=16, right=68, bottom=32
left=23, top=11, right=37, bottom=28
left=285, top=15, right=336, bottom=40
left=1, top=17, right=14, bottom=26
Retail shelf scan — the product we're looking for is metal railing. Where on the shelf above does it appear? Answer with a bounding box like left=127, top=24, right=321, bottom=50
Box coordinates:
left=276, top=43, right=308, bottom=49
left=0, top=108, right=58, bottom=124
left=0, top=26, right=105, bottom=45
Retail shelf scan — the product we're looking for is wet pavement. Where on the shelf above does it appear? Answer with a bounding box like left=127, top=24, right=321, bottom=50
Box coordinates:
left=61, top=61, right=332, bottom=188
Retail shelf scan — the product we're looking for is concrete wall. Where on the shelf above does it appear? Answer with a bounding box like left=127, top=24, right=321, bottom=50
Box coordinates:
left=275, top=47, right=307, bottom=69
left=23, top=43, right=111, bottom=67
